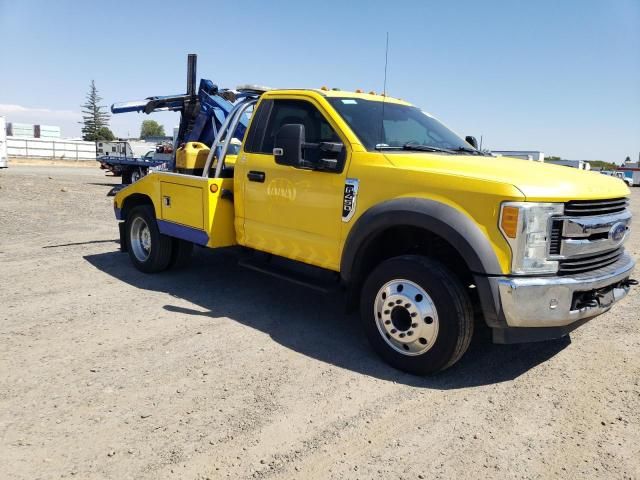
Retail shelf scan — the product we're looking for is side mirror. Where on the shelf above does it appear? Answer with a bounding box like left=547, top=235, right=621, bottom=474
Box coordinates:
left=274, top=124, right=304, bottom=166
left=465, top=135, right=478, bottom=149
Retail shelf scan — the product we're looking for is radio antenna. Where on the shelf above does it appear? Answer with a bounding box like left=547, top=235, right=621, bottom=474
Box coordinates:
left=383, top=32, right=389, bottom=95
left=378, top=32, right=389, bottom=147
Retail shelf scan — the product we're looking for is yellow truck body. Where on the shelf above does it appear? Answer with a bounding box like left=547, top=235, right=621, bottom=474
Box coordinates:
left=113, top=87, right=635, bottom=374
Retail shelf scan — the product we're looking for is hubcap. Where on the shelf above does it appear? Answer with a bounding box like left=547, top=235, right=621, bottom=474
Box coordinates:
left=374, top=279, right=439, bottom=356
left=130, top=217, right=151, bottom=262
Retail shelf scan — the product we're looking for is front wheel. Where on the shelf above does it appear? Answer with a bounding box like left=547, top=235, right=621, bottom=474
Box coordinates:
left=125, top=205, right=173, bottom=273
left=360, top=255, right=473, bottom=375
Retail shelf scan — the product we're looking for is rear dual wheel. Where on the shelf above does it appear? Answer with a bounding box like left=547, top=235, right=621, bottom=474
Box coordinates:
left=360, top=255, right=473, bottom=375
left=125, top=206, right=192, bottom=273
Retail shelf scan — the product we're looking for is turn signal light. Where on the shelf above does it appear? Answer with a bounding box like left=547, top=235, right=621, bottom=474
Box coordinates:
left=320, top=86, right=329, bottom=91
left=210, top=184, right=219, bottom=193
left=501, top=206, right=519, bottom=238
left=355, top=89, right=363, bottom=93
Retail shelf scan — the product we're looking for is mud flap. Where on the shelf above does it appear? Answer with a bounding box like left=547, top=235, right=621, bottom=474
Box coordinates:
left=118, top=222, right=127, bottom=252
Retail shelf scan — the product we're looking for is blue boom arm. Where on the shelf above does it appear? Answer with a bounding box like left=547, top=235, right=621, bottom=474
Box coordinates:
left=111, top=79, right=249, bottom=149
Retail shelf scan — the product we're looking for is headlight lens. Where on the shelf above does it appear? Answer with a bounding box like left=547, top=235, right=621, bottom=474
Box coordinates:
left=499, top=202, right=564, bottom=275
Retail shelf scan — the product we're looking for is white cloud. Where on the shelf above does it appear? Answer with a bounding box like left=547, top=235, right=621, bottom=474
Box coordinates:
left=0, top=104, right=177, bottom=140
left=0, top=104, right=80, bottom=119
left=0, top=104, right=82, bottom=137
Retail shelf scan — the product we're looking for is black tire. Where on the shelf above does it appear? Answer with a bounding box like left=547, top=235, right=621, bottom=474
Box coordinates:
left=360, top=255, right=473, bottom=375
left=170, top=239, right=193, bottom=269
left=131, top=167, right=147, bottom=183
left=121, top=170, right=132, bottom=184
left=125, top=205, right=173, bottom=273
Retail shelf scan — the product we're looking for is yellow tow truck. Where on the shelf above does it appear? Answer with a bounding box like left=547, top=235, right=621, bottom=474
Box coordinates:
left=112, top=60, right=635, bottom=374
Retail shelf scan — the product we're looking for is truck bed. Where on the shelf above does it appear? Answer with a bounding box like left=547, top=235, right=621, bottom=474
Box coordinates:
left=97, top=155, right=169, bottom=169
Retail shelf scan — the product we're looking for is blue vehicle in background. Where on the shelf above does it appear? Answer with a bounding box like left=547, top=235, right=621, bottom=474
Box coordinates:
left=97, top=141, right=172, bottom=184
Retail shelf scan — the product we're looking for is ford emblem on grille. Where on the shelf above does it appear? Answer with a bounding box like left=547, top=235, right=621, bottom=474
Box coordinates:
left=609, top=222, right=627, bottom=243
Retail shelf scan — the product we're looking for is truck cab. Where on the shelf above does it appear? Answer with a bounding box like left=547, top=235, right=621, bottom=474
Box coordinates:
left=113, top=85, right=636, bottom=375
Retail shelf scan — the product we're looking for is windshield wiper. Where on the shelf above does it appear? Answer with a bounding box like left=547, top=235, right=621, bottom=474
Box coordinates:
left=402, top=143, right=456, bottom=154
left=454, top=146, right=487, bottom=156
left=374, top=144, right=403, bottom=150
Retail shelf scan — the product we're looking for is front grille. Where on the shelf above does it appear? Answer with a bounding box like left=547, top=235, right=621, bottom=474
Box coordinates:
left=564, top=198, right=629, bottom=217
left=558, top=247, right=624, bottom=275
left=549, top=219, right=563, bottom=255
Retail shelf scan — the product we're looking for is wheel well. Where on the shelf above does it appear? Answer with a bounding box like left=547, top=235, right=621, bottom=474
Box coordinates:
left=121, top=194, right=153, bottom=221
left=348, top=225, right=477, bottom=308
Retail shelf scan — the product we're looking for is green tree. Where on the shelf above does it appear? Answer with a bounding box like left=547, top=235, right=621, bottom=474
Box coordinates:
left=80, top=80, right=112, bottom=141
left=588, top=160, right=618, bottom=170
left=140, top=120, right=166, bottom=139
left=624, top=156, right=631, bottom=163
left=544, top=156, right=562, bottom=162
left=97, top=126, right=115, bottom=141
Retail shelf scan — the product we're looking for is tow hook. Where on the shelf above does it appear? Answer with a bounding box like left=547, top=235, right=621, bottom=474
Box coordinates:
left=574, top=279, right=636, bottom=310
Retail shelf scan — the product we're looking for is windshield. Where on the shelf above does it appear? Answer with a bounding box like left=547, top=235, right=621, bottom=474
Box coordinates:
left=328, top=98, right=472, bottom=152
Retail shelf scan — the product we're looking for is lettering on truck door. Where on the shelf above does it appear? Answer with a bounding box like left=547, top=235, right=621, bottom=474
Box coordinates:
left=238, top=97, right=349, bottom=270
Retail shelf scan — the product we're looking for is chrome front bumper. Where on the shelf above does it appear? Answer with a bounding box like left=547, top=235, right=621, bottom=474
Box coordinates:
left=492, top=253, right=635, bottom=328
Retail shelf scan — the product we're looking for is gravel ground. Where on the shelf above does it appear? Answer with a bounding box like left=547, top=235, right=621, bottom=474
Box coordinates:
left=1, top=164, right=639, bottom=480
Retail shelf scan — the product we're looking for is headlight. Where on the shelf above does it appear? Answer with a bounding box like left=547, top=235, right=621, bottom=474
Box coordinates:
left=499, top=202, right=564, bottom=275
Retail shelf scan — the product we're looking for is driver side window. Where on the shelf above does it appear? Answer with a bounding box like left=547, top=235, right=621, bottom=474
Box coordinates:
left=259, top=100, right=341, bottom=156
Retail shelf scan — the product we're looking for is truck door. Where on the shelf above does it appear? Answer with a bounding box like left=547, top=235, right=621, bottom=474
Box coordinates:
left=235, top=97, right=349, bottom=271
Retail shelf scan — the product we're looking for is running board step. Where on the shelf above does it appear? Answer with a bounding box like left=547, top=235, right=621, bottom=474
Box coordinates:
left=238, top=256, right=341, bottom=294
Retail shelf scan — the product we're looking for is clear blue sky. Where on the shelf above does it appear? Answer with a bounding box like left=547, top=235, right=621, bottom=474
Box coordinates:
left=1, top=0, right=638, bottom=163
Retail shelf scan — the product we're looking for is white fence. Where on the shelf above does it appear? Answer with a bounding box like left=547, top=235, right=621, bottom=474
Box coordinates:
left=7, top=136, right=96, bottom=161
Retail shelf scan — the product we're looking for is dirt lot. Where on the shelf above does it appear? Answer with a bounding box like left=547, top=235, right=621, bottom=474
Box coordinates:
left=1, top=163, right=639, bottom=480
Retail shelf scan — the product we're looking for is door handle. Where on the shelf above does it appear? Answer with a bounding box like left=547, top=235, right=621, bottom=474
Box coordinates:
left=247, top=171, right=266, bottom=183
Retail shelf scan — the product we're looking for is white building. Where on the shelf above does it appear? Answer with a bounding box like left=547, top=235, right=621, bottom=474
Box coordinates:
left=491, top=150, right=544, bottom=162
left=544, top=159, right=591, bottom=170
left=0, top=116, right=7, bottom=168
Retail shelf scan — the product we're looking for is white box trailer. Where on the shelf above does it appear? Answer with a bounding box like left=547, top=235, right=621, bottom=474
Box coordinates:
left=0, top=116, right=7, bottom=168
left=97, top=140, right=155, bottom=159
left=618, top=165, right=640, bottom=186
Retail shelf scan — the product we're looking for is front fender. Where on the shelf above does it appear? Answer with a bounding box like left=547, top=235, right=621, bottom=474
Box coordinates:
left=340, top=197, right=503, bottom=282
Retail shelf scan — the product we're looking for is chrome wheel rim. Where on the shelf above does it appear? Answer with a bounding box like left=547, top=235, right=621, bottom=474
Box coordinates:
left=374, top=279, right=439, bottom=356
left=130, top=217, right=151, bottom=262
left=131, top=169, right=142, bottom=183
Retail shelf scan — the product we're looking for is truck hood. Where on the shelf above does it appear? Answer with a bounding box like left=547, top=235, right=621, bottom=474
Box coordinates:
left=383, top=153, right=630, bottom=201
